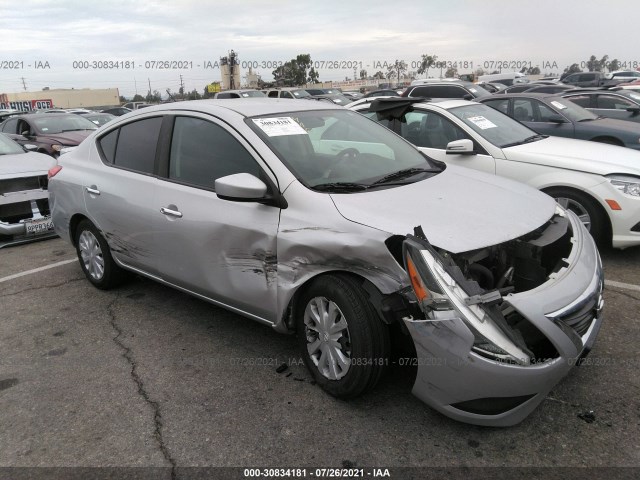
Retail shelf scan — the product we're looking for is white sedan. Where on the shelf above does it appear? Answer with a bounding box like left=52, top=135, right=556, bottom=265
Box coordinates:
left=350, top=98, right=640, bottom=249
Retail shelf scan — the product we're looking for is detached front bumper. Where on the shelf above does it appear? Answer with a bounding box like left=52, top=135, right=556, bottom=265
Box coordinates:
left=403, top=210, right=603, bottom=427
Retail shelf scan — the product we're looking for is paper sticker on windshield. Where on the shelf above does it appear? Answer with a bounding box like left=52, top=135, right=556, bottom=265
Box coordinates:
left=253, top=117, right=308, bottom=136
left=550, top=101, right=567, bottom=110
left=468, top=116, right=497, bottom=129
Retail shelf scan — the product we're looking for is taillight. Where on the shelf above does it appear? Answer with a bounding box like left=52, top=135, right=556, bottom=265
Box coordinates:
left=48, top=165, right=62, bottom=179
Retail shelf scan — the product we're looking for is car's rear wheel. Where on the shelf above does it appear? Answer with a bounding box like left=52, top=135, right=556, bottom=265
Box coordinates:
left=296, top=274, right=389, bottom=399
left=75, top=219, right=127, bottom=289
left=545, top=188, right=608, bottom=246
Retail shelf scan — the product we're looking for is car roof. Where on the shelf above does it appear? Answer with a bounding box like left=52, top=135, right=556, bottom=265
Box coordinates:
left=124, top=98, right=342, bottom=118
left=479, top=92, right=562, bottom=101
left=350, top=96, right=473, bottom=110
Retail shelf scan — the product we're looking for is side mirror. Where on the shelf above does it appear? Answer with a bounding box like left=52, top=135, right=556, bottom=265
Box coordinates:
left=626, top=106, right=640, bottom=116
left=23, top=144, right=38, bottom=152
left=21, top=130, right=32, bottom=138
left=215, top=173, right=268, bottom=202
left=547, top=114, right=567, bottom=124
left=446, top=139, right=475, bottom=155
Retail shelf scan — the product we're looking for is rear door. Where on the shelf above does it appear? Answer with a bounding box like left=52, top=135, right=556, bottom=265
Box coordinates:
left=153, top=113, right=281, bottom=321
left=85, top=116, right=163, bottom=274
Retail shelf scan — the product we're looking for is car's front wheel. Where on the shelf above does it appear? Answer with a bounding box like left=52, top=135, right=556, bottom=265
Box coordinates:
left=545, top=188, right=608, bottom=246
left=297, top=274, right=389, bottom=399
left=75, top=219, right=127, bottom=289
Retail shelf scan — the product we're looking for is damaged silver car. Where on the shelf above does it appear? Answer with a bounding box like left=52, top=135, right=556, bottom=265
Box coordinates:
left=49, top=99, right=603, bottom=426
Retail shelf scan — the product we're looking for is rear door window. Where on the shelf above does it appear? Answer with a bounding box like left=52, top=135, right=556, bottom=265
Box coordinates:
left=111, top=117, right=163, bottom=174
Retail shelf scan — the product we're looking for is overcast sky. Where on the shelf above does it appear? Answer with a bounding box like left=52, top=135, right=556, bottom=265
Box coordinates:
left=0, top=0, right=637, bottom=98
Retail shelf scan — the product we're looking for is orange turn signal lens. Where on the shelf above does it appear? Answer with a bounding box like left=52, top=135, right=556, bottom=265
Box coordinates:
left=406, top=254, right=429, bottom=303
left=605, top=199, right=622, bottom=211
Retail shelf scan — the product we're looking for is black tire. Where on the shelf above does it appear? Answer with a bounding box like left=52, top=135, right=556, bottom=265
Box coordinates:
left=545, top=188, right=608, bottom=246
left=296, top=274, right=390, bottom=399
left=74, top=219, right=127, bottom=289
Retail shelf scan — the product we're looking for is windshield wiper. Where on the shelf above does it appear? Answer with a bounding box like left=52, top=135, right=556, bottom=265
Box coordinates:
left=61, top=128, right=94, bottom=132
left=312, top=182, right=371, bottom=192
left=501, top=134, right=546, bottom=148
left=522, top=134, right=547, bottom=143
left=371, top=167, right=436, bottom=185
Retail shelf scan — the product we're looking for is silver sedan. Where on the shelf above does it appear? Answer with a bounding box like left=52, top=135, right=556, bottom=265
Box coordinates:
left=49, top=99, right=602, bottom=426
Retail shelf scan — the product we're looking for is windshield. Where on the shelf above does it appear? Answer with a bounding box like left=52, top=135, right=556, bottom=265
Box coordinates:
left=291, top=90, right=311, bottom=98
left=466, top=84, right=492, bottom=98
left=31, top=114, right=98, bottom=134
left=248, top=109, right=443, bottom=190
left=545, top=98, right=598, bottom=122
left=240, top=90, right=266, bottom=97
left=0, top=133, right=25, bottom=155
left=449, top=103, right=538, bottom=148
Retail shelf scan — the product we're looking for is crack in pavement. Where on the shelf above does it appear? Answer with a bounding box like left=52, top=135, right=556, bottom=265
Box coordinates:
left=107, top=294, right=177, bottom=479
left=0, top=276, right=85, bottom=298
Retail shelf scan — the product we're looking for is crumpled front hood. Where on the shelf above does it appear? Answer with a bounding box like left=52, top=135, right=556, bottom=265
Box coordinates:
left=330, top=164, right=556, bottom=253
left=0, top=151, right=56, bottom=178
left=505, top=136, right=640, bottom=175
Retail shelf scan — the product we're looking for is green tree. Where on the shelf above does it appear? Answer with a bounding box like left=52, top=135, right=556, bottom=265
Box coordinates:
left=444, top=67, right=458, bottom=78
left=119, top=95, right=128, bottom=103
left=526, top=66, right=541, bottom=75
left=308, top=66, right=320, bottom=83
left=586, top=55, right=600, bottom=72
left=145, top=90, right=161, bottom=103
left=417, top=54, right=437, bottom=77
left=564, top=63, right=582, bottom=74
left=608, top=59, right=620, bottom=72
left=386, top=59, right=407, bottom=83
left=359, top=69, right=368, bottom=79
left=599, top=55, right=609, bottom=72
left=373, top=71, right=385, bottom=80
left=132, top=94, right=145, bottom=102
left=186, top=89, right=201, bottom=100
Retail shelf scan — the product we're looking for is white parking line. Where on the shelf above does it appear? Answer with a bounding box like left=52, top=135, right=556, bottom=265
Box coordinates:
left=0, top=258, right=77, bottom=284
left=605, top=279, right=640, bottom=293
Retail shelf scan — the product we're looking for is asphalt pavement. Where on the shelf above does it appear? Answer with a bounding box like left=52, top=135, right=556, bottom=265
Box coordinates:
left=1, top=237, right=639, bottom=479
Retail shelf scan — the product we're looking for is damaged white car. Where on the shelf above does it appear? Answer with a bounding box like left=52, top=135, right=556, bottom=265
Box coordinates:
left=49, top=99, right=603, bottom=426
left=0, top=133, right=57, bottom=247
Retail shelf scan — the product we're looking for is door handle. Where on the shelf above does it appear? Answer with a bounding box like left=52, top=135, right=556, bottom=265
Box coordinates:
left=85, top=186, right=100, bottom=195
left=160, top=206, right=183, bottom=218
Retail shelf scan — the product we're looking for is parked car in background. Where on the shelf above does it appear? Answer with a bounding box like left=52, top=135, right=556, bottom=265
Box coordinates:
left=476, top=82, right=507, bottom=93
left=562, top=89, right=640, bottom=123
left=362, top=89, right=401, bottom=98
left=306, top=93, right=353, bottom=106
left=213, top=89, right=266, bottom=99
left=351, top=97, right=640, bottom=247
left=605, top=70, right=640, bottom=84
left=342, top=91, right=364, bottom=100
left=102, top=107, right=133, bottom=116
left=477, top=72, right=528, bottom=86
left=561, top=72, right=606, bottom=88
left=123, top=102, right=153, bottom=110
left=478, top=93, right=640, bottom=150
left=496, top=84, right=574, bottom=95
left=0, top=113, right=97, bottom=157
left=49, top=98, right=602, bottom=426
left=264, top=88, right=312, bottom=99
left=402, top=81, right=491, bottom=100
left=0, top=133, right=57, bottom=247
left=84, top=112, right=116, bottom=127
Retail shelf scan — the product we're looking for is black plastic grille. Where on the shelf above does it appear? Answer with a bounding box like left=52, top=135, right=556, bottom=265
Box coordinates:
left=556, top=292, right=600, bottom=337
left=0, top=175, right=47, bottom=195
